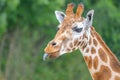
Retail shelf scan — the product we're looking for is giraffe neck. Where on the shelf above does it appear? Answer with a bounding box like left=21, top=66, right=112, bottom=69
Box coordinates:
left=79, top=27, right=120, bottom=80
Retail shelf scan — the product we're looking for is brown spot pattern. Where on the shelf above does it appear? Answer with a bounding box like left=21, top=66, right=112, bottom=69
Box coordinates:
left=115, top=76, right=120, bottom=80
left=93, top=65, right=111, bottom=80
left=91, top=31, right=94, bottom=37
left=91, top=47, right=96, bottom=54
left=89, top=37, right=92, bottom=45
left=79, top=36, right=82, bottom=39
left=67, top=48, right=71, bottom=52
left=80, top=41, right=84, bottom=47
left=74, top=39, right=78, bottom=46
left=69, top=43, right=73, bottom=48
left=93, top=56, right=98, bottom=70
left=84, top=56, right=92, bottom=69
left=85, top=48, right=89, bottom=53
left=110, top=56, right=120, bottom=73
left=98, top=48, right=108, bottom=63
left=93, top=39, right=98, bottom=46
left=82, top=43, right=87, bottom=50
left=83, top=34, right=88, bottom=39
left=72, top=48, right=75, bottom=51
left=77, top=41, right=81, bottom=46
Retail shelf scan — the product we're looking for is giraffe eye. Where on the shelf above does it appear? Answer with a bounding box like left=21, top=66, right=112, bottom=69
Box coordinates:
left=72, top=26, right=83, bottom=33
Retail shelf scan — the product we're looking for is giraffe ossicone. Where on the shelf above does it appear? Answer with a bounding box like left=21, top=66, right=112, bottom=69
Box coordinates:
left=43, top=3, right=120, bottom=80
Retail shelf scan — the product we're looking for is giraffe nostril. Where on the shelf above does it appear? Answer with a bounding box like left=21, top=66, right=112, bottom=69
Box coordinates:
left=51, top=42, right=57, bottom=46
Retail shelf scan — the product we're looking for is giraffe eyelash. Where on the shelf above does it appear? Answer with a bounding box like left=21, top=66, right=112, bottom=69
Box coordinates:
left=72, top=26, right=83, bottom=33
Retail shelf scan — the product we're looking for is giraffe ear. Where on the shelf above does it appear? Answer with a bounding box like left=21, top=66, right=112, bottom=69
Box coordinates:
left=85, top=10, right=94, bottom=30
left=55, top=10, right=66, bottom=23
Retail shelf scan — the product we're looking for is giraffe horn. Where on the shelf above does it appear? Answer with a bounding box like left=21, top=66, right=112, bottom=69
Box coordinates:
left=66, top=3, right=75, bottom=15
left=75, top=3, right=84, bottom=18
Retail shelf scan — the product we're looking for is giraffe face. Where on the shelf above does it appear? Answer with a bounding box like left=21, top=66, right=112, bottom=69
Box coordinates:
left=43, top=3, right=94, bottom=60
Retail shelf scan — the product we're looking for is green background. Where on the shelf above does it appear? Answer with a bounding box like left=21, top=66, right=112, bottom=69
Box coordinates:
left=0, top=0, right=120, bottom=80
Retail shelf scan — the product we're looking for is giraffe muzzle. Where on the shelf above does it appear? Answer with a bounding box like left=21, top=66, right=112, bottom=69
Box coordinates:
left=43, top=51, right=60, bottom=61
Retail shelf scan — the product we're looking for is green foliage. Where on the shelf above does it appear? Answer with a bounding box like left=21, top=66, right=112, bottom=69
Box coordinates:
left=0, top=0, right=120, bottom=80
left=0, top=12, right=7, bottom=36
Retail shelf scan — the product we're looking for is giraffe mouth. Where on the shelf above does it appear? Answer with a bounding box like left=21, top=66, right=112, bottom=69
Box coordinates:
left=43, top=51, right=59, bottom=61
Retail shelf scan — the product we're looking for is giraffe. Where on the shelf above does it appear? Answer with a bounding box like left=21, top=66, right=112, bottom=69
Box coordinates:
left=43, top=3, right=120, bottom=80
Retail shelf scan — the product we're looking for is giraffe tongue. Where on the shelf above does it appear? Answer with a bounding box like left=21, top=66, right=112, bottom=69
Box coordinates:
left=43, top=51, right=59, bottom=61
left=43, top=53, right=49, bottom=61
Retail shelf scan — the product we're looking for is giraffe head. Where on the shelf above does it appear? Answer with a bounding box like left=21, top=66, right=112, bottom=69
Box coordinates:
left=43, top=3, right=94, bottom=60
